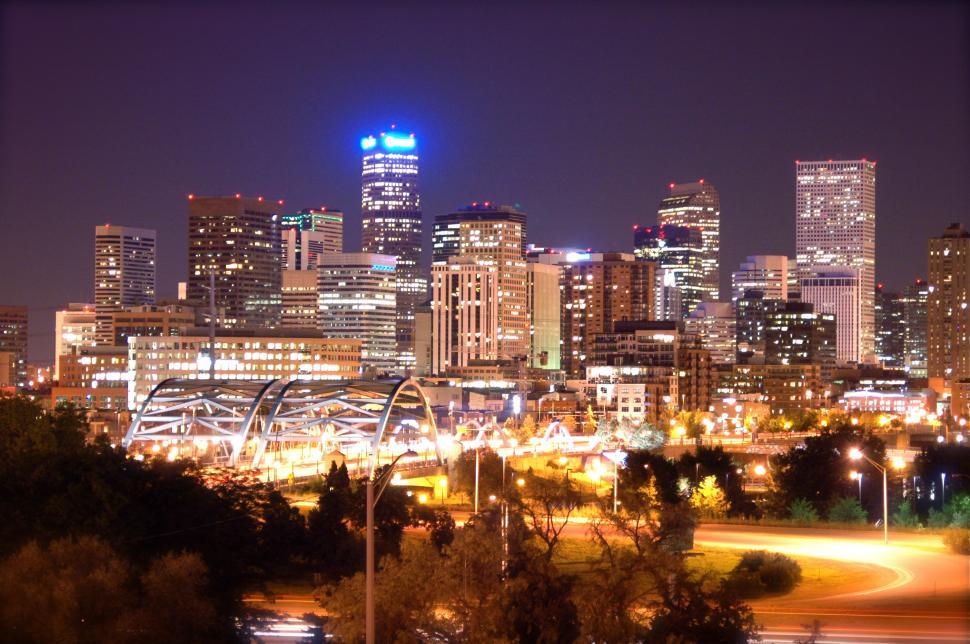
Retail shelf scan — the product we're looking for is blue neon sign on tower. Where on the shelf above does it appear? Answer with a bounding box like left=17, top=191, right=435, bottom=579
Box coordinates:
left=360, top=130, right=416, bottom=152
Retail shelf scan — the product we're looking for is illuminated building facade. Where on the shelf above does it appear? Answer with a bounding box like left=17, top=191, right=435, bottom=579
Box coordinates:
left=902, top=278, right=929, bottom=378
left=685, top=302, right=736, bottom=364
left=800, top=270, right=862, bottom=364
left=360, top=127, right=424, bottom=371
left=763, top=301, right=837, bottom=374
left=927, top=223, right=970, bottom=416
left=128, top=330, right=361, bottom=407
left=560, top=253, right=656, bottom=377
left=731, top=255, right=791, bottom=305
left=281, top=207, right=343, bottom=270
left=54, top=303, right=96, bottom=381
left=795, top=159, right=876, bottom=361
left=874, top=284, right=906, bottom=369
left=95, top=225, right=155, bottom=345
left=187, top=195, right=282, bottom=329
left=430, top=257, right=499, bottom=374
left=0, top=305, right=28, bottom=388
left=281, top=270, right=319, bottom=329
left=527, top=261, right=561, bottom=370
left=432, top=202, right=528, bottom=263
left=52, top=346, right=129, bottom=409
left=633, top=224, right=704, bottom=319
left=318, top=252, right=397, bottom=373
left=110, top=304, right=196, bottom=347
left=657, top=181, right=721, bottom=302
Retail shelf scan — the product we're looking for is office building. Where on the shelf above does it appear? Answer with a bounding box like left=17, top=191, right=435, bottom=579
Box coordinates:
left=927, top=223, right=970, bottom=416
left=800, top=269, right=862, bottom=364
left=360, top=127, right=424, bottom=371
left=731, top=256, right=791, bottom=304
left=795, top=159, right=876, bottom=360
left=561, top=253, right=656, bottom=377
left=685, top=302, right=736, bottom=364
left=902, top=278, right=929, bottom=378
left=633, top=224, right=704, bottom=318
left=732, top=363, right=822, bottom=416
left=735, top=290, right=776, bottom=363
left=110, top=304, right=196, bottom=347
left=318, top=252, right=398, bottom=373
left=527, top=261, right=561, bottom=370
left=657, top=181, right=720, bottom=302
left=54, top=303, right=97, bottom=381
left=187, top=195, right=282, bottom=329
left=430, top=257, right=499, bottom=374
left=764, top=301, right=837, bottom=372
left=432, top=202, right=528, bottom=263
left=128, top=330, right=361, bottom=407
left=281, top=207, right=343, bottom=270
left=52, top=346, right=129, bottom=410
left=875, top=284, right=906, bottom=369
left=281, top=270, right=319, bottom=329
left=95, top=225, right=155, bottom=345
left=0, top=306, right=28, bottom=388
left=413, top=303, right=433, bottom=377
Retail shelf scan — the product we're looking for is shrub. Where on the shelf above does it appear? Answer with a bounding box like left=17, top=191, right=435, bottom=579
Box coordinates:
left=891, top=500, right=921, bottom=528
left=942, top=528, right=970, bottom=555
left=827, top=497, right=867, bottom=524
left=724, top=550, right=802, bottom=598
left=788, top=498, right=819, bottom=524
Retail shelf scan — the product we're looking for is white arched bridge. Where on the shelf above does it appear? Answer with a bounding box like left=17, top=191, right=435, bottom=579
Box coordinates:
left=122, top=378, right=442, bottom=471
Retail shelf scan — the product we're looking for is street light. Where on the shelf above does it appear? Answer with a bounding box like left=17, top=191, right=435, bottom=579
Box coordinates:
left=603, top=450, right=627, bottom=514
left=366, top=449, right=418, bottom=644
left=850, top=470, right=863, bottom=502
left=848, top=447, right=900, bottom=545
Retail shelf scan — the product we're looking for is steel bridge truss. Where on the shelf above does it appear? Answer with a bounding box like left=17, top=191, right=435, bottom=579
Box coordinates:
left=123, top=378, right=441, bottom=470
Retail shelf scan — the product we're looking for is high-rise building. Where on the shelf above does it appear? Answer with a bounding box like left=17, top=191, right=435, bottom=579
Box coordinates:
left=902, top=278, right=929, bottom=378
left=527, top=261, right=561, bottom=370
left=318, top=252, right=398, bottom=373
left=187, top=195, right=282, bottom=329
left=95, top=225, right=155, bottom=345
left=764, top=301, right=837, bottom=373
left=0, top=306, right=28, bottom=388
left=795, top=159, right=876, bottom=360
left=927, top=223, right=970, bottom=415
left=54, top=303, right=96, bottom=381
left=875, top=284, right=906, bottom=369
left=432, top=202, right=528, bottom=263
left=633, top=224, right=704, bottom=318
left=281, top=270, right=319, bottom=329
left=430, top=257, right=499, bottom=374
left=360, top=127, right=424, bottom=372
left=685, top=302, right=736, bottom=364
left=800, top=269, right=862, bottom=364
left=281, top=207, right=343, bottom=270
left=560, top=253, right=655, bottom=377
left=731, top=256, right=791, bottom=305
left=110, top=304, right=196, bottom=347
left=657, top=181, right=720, bottom=302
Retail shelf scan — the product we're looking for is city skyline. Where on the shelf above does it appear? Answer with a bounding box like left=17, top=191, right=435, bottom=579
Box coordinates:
left=2, top=3, right=968, bottom=361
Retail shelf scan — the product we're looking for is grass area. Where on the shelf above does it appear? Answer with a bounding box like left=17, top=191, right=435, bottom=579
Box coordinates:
left=551, top=537, right=894, bottom=602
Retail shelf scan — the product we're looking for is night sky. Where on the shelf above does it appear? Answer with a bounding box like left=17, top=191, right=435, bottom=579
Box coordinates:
left=2, top=2, right=967, bottom=362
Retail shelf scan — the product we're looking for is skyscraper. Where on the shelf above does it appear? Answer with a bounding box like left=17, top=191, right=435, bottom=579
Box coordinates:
left=657, top=181, right=720, bottom=302
left=633, top=224, right=704, bottom=319
left=432, top=202, right=528, bottom=263
left=187, top=195, right=282, bottom=329
left=874, top=284, right=906, bottom=369
left=360, top=127, right=424, bottom=372
left=902, top=278, right=929, bottom=378
left=684, top=302, right=736, bottom=364
left=795, top=159, right=876, bottom=360
left=281, top=270, right=319, bottom=329
left=430, top=257, right=499, bottom=374
left=800, top=269, right=862, bottom=364
left=927, top=223, right=970, bottom=415
left=731, top=256, right=791, bottom=305
left=527, top=261, right=561, bottom=370
left=95, top=225, right=155, bottom=345
left=281, top=207, right=343, bottom=270
left=54, top=303, right=96, bottom=381
left=318, top=252, right=397, bottom=373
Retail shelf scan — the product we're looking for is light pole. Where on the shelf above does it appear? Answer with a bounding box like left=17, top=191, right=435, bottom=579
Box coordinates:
left=603, top=450, right=627, bottom=514
left=366, top=449, right=417, bottom=644
left=848, top=447, right=891, bottom=545
left=474, top=446, right=480, bottom=514
left=850, top=471, right=863, bottom=502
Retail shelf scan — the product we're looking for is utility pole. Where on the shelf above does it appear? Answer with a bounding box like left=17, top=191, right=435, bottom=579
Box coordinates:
left=208, top=268, right=216, bottom=380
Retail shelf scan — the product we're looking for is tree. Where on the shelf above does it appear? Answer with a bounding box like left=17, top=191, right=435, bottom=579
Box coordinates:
left=257, top=489, right=307, bottom=570
left=306, top=462, right=360, bottom=578
left=517, top=413, right=537, bottom=440
left=892, top=499, right=921, bottom=528
left=454, top=448, right=504, bottom=500
left=828, top=497, right=867, bottom=524
left=690, top=475, right=729, bottom=519
left=788, top=498, right=820, bottom=524
left=672, top=410, right=708, bottom=445
left=560, top=414, right=578, bottom=434
left=411, top=505, right=456, bottom=552
left=511, top=472, right=582, bottom=561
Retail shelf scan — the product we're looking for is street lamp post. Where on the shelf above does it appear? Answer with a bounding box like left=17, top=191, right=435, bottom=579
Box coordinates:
left=366, top=449, right=417, bottom=644
left=848, top=447, right=889, bottom=545
left=474, top=447, right=480, bottom=514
